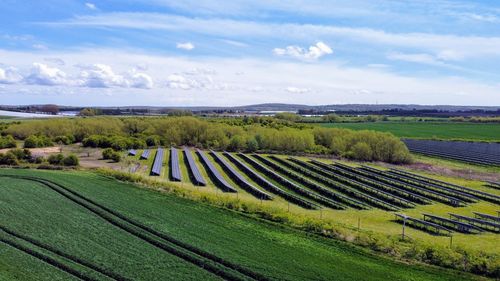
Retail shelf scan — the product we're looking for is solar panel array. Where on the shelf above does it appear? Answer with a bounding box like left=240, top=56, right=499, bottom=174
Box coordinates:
left=450, top=213, right=500, bottom=233
left=140, top=149, right=151, bottom=160
left=357, top=165, right=467, bottom=207
left=151, top=148, right=164, bottom=176
left=271, top=156, right=407, bottom=210
left=184, top=148, right=206, bottom=186
left=196, top=149, right=237, bottom=192
left=170, top=147, right=182, bottom=181
left=423, top=213, right=483, bottom=234
left=242, top=154, right=345, bottom=209
left=224, top=152, right=319, bottom=209
left=403, top=139, right=500, bottom=166
left=394, top=214, right=452, bottom=236
left=388, top=168, right=500, bottom=204
left=128, top=149, right=137, bottom=156
left=211, top=151, right=272, bottom=200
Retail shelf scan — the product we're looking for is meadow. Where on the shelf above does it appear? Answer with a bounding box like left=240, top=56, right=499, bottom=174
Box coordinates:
left=318, top=122, right=500, bottom=142
left=0, top=169, right=480, bottom=281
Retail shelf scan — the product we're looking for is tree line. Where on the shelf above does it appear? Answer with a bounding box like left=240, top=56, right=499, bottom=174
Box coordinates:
left=2, top=116, right=412, bottom=163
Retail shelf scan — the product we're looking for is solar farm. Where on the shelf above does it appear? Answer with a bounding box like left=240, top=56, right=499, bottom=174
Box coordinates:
left=403, top=139, right=500, bottom=166
left=124, top=147, right=500, bottom=248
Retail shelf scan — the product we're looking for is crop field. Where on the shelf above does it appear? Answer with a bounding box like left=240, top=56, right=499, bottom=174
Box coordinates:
left=318, top=122, right=500, bottom=142
left=114, top=149, right=500, bottom=259
left=0, top=169, right=479, bottom=281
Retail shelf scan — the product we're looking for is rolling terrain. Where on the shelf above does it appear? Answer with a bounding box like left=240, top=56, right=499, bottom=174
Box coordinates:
left=0, top=169, right=481, bottom=281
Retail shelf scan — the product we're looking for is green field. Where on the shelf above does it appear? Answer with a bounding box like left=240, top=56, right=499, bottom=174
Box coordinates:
left=0, top=169, right=480, bottom=281
left=318, top=122, right=500, bottom=141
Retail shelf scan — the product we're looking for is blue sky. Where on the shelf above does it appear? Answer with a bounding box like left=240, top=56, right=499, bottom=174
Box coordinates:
left=1, top=0, right=500, bottom=106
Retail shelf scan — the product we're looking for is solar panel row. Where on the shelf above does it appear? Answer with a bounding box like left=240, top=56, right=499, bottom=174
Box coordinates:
left=140, top=149, right=151, bottom=160
left=449, top=213, right=500, bottom=233
left=305, top=159, right=430, bottom=205
left=184, top=148, right=206, bottom=186
left=170, top=147, right=182, bottom=181
left=394, top=214, right=452, bottom=236
left=223, top=152, right=319, bottom=209
left=151, top=148, right=164, bottom=176
left=270, top=156, right=407, bottom=210
left=423, top=213, right=483, bottom=234
left=403, top=139, right=500, bottom=166
left=211, top=151, right=272, bottom=200
left=128, top=149, right=137, bottom=156
left=196, top=149, right=237, bottom=192
left=243, top=154, right=345, bottom=209
left=357, top=165, right=466, bottom=207
left=388, top=168, right=500, bottom=205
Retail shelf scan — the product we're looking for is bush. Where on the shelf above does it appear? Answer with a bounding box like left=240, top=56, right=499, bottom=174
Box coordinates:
left=0, top=153, right=18, bottom=165
left=47, top=153, right=64, bottom=165
left=0, top=135, right=16, bottom=149
left=24, top=135, right=53, bottom=148
left=348, top=142, right=373, bottom=161
left=102, top=148, right=121, bottom=162
left=62, top=154, right=79, bottom=166
left=53, top=135, right=75, bottom=145
left=110, top=153, right=121, bottom=163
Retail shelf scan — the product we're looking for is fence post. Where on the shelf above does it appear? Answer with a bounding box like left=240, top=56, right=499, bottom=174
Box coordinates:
left=402, top=217, right=406, bottom=240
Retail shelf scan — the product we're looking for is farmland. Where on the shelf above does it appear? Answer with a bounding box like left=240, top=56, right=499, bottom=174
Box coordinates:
left=318, top=122, right=500, bottom=142
left=0, top=169, right=478, bottom=281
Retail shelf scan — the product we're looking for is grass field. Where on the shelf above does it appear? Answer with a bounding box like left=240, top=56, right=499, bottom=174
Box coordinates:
left=0, top=169, right=483, bottom=281
left=318, top=122, right=500, bottom=141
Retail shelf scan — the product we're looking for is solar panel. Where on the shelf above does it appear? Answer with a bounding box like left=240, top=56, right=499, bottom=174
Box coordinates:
left=196, top=149, right=237, bottom=192
left=241, top=153, right=345, bottom=210
left=140, top=149, right=151, bottom=160
left=473, top=212, right=500, bottom=223
left=150, top=148, right=164, bottom=176
left=389, top=168, right=500, bottom=204
left=394, top=214, right=452, bottom=236
left=211, top=151, right=272, bottom=200
left=356, top=165, right=466, bottom=207
left=271, top=156, right=408, bottom=210
left=128, top=149, right=137, bottom=156
left=170, top=147, right=182, bottom=181
left=306, top=159, right=430, bottom=205
left=184, top=148, right=206, bottom=186
left=449, top=213, right=499, bottom=233
left=224, top=152, right=318, bottom=209
left=423, top=213, right=483, bottom=234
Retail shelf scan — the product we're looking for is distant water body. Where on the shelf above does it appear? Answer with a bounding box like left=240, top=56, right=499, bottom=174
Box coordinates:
left=0, top=110, right=63, bottom=118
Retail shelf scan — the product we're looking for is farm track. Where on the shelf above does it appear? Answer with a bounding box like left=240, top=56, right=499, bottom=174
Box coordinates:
left=0, top=225, right=128, bottom=281
left=0, top=174, right=269, bottom=281
left=0, top=235, right=100, bottom=281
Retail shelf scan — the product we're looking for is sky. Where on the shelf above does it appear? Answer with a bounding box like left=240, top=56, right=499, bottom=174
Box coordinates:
left=1, top=0, right=500, bottom=106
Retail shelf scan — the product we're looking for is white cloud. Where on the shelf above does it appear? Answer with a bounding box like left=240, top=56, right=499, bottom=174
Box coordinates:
left=85, top=2, right=97, bottom=10
left=32, top=44, right=48, bottom=50
left=166, top=69, right=228, bottom=91
left=286, top=87, right=310, bottom=94
left=273, top=42, right=333, bottom=60
left=129, top=71, right=153, bottom=89
left=0, top=49, right=499, bottom=106
left=166, top=74, right=192, bottom=90
left=77, top=64, right=153, bottom=89
left=24, top=63, right=67, bottom=86
left=78, top=64, right=128, bottom=88
left=176, top=42, right=195, bottom=50
left=48, top=12, right=500, bottom=60
left=387, top=52, right=442, bottom=66
left=0, top=67, right=22, bottom=84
